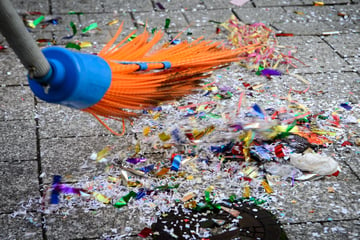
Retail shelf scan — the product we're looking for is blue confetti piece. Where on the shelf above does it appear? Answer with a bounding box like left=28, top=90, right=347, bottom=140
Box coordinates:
left=171, top=155, right=182, bottom=171
left=50, top=175, right=62, bottom=204
left=252, top=103, right=265, bottom=119
left=138, top=164, right=155, bottom=173
left=340, top=103, right=352, bottom=110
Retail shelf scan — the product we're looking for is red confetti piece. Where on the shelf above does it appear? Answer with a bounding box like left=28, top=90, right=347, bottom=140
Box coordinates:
left=275, top=33, right=294, bottom=37
left=138, top=227, right=152, bottom=238
left=274, top=144, right=285, bottom=158
left=341, top=141, right=352, bottom=147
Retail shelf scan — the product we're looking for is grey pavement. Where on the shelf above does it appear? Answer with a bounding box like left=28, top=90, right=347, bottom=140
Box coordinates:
left=1, top=0, right=360, bottom=239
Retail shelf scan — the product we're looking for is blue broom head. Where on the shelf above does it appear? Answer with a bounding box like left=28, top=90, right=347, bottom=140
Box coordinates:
left=28, top=47, right=112, bottom=109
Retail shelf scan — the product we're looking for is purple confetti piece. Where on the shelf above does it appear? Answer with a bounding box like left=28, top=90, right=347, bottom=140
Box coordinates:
left=126, top=157, right=147, bottom=164
left=261, top=69, right=282, bottom=76
left=136, top=190, right=146, bottom=200
left=57, top=184, right=84, bottom=195
left=229, top=124, right=243, bottom=131
left=156, top=2, right=166, bottom=10
left=340, top=103, right=352, bottom=110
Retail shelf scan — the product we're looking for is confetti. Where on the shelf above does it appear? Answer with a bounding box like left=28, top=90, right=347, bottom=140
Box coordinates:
left=81, top=22, right=98, bottom=33
left=164, top=18, right=171, bottom=30
left=27, top=15, right=44, bottom=28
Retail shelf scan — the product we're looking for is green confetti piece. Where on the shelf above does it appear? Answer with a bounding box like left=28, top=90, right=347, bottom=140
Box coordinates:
left=164, top=18, right=171, bottom=29
left=256, top=65, right=265, bottom=75
left=33, top=15, right=45, bottom=26
left=155, top=183, right=180, bottom=190
left=113, top=191, right=136, bottom=208
left=229, top=194, right=237, bottom=202
left=318, top=115, right=328, bottom=120
left=81, top=22, right=98, bottom=33
left=204, top=190, right=211, bottom=203
left=151, top=28, right=157, bottom=34
left=65, top=42, right=81, bottom=50
left=68, top=11, right=83, bottom=15
left=206, top=113, right=221, bottom=119
left=127, top=34, right=137, bottom=41
left=70, top=21, right=77, bottom=36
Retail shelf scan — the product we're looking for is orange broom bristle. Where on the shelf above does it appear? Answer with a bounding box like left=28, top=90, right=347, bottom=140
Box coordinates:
left=83, top=23, right=261, bottom=134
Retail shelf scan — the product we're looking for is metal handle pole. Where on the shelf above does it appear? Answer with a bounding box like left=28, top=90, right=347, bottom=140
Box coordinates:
left=0, top=0, right=51, bottom=79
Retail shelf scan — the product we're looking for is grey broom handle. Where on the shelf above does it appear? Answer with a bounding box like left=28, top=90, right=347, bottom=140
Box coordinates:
left=0, top=0, right=51, bottom=79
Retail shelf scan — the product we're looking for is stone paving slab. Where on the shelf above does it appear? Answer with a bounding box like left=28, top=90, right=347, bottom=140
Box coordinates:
left=271, top=175, right=360, bottom=223
left=283, top=5, right=346, bottom=22
left=0, top=213, right=43, bottom=240
left=12, top=0, right=50, bottom=15
left=0, top=86, right=35, bottom=120
left=324, top=33, right=360, bottom=57
left=40, top=136, right=123, bottom=184
left=302, top=0, right=352, bottom=4
left=283, top=219, right=360, bottom=240
left=273, top=36, right=351, bottom=73
left=153, top=0, right=207, bottom=12
left=37, top=103, right=114, bottom=139
left=205, top=0, right=252, bottom=9
left=0, top=50, right=29, bottom=86
left=103, top=0, right=153, bottom=13
left=51, top=0, right=104, bottom=14
left=253, top=0, right=305, bottom=7
left=0, top=120, right=37, bottom=162
left=45, top=208, right=129, bottom=240
left=133, top=10, right=188, bottom=32
left=0, top=161, right=39, bottom=212
left=233, top=7, right=288, bottom=24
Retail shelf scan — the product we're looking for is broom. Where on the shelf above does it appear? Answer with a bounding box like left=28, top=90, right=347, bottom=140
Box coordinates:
left=0, top=0, right=260, bottom=135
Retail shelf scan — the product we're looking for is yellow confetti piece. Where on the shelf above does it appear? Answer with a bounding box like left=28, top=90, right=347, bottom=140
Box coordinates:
left=313, top=1, right=324, bottom=6
left=243, top=166, right=258, bottom=178
left=311, top=129, right=337, bottom=136
left=204, top=125, right=215, bottom=135
left=127, top=181, right=142, bottom=187
left=79, top=41, right=92, bottom=48
left=294, top=11, right=305, bottom=15
left=162, top=143, right=173, bottom=149
left=92, top=192, right=111, bottom=204
left=108, top=176, right=120, bottom=183
left=205, top=186, right=214, bottom=192
left=143, top=126, right=151, bottom=136
left=153, top=112, right=161, bottom=120
left=193, top=129, right=205, bottom=140
left=261, top=180, right=273, bottom=194
left=186, top=175, right=194, bottom=180
left=158, top=132, right=171, bottom=141
left=243, top=184, right=250, bottom=198
left=96, top=146, right=112, bottom=162
left=135, top=142, right=141, bottom=154
left=106, top=19, right=119, bottom=25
